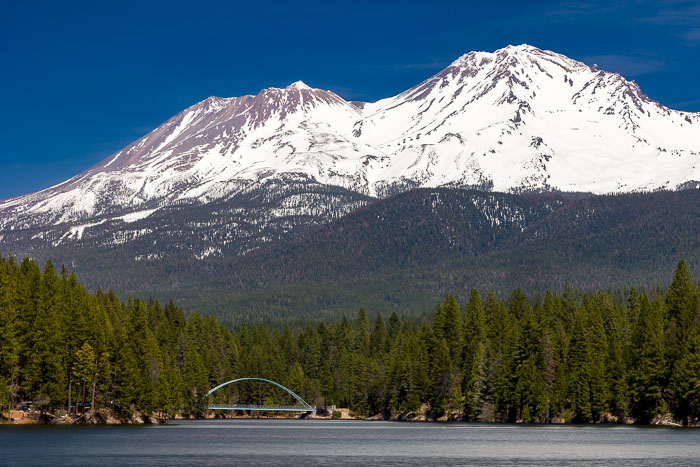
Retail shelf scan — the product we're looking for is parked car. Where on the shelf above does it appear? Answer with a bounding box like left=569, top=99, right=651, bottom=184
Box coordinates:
left=18, top=401, right=33, bottom=411
left=64, top=401, right=92, bottom=411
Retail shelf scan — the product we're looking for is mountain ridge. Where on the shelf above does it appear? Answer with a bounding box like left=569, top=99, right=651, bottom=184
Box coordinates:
left=1, top=44, right=698, bottom=232
left=1, top=45, right=699, bottom=308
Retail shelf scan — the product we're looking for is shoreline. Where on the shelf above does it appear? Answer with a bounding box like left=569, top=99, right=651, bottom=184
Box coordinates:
left=3, top=409, right=695, bottom=427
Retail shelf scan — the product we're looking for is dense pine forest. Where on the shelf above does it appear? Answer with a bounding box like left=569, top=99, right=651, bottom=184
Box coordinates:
left=1, top=255, right=699, bottom=425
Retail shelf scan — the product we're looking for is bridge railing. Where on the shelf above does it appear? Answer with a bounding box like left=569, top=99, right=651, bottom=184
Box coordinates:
left=208, top=404, right=314, bottom=412
left=203, top=378, right=314, bottom=411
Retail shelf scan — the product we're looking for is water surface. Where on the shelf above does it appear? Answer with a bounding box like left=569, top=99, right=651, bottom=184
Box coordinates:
left=2, top=419, right=699, bottom=465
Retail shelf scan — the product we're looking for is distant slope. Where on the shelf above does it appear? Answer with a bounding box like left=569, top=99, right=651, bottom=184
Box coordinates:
left=213, top=188, right=699, bottom=288
left=75, top=187, right=697, bottom=321
left=3, top=188, right=696, bottom=320
left=0, top=178, right=374, bottom=292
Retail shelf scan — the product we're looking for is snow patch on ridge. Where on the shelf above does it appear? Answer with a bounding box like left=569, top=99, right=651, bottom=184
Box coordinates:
left=115, top=209, right=159, bottom=223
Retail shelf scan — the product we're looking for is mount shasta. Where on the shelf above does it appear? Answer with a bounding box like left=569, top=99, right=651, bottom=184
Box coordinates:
left=1, top=44, right=698, bottom=317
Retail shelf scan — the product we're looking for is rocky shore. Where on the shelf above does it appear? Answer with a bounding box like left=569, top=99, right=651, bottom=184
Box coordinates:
left=2, top=408, right=156, bottom=425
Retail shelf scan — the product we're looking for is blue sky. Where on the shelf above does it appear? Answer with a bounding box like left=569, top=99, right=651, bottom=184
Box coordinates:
left=2, top=0, right=699, bottom=199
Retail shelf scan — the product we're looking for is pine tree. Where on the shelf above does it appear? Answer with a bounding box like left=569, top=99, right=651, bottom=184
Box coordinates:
left=24, top=261, right=66, bottom=410
left=73, top=342, right=95, bottom=413
left=369, top=312, right=387, bottom=356
left=182, top=347, right=208, bottom=416
left=464, top=289, right=486, bottom=344
left=354, top=308, right=370, bottom=354
left=388, top=312, right=401, bottom=343
left=669, top=294, right=700, bottom=424
left=568, top=305, right=592, bottom=422
left=412, top=331, right=431, bottom=410
left=462, top=340, right=485, bottom=420
left=507, top=302, right=545, bottom=422
left=113, top=320, right=141, bottom=416
left=287, top=361, right=305, bottom=399
left=337, top=348, right=353, bottom=408
left=429, top=337, right=452, bottom=416
left=486, top=293, right=515, bottom=420
left=155, top=352, right=181, bottom=420
left=586, top=298, right=609, bottom=421
left=508, top=288, right=531, bottom=321
left=514, top=355, right=546, bottom=422
left=629, top=295, right=666, bottom=422
left=436, top=294, right=463, bottom=364
left=665, top=260, right=696, bottom=322
left=451, top=385, right=464, bottom=414
left=665, top=260, right=699, bottom=364
left=350, top=352, right=368, bottom=413
left=463, top=289, right=486, bottom=419
left=548, top=320, right=569, bottom=420
left=0, top=260, right=19, bottom=413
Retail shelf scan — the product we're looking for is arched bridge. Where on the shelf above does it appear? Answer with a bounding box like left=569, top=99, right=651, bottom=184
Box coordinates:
left=204, top=377, right=314, bottom=413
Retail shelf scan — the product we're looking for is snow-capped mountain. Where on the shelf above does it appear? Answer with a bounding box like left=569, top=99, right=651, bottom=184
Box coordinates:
left=357, top=45, right=699, bottom=194
left=1, top=44, right=699, bottom=243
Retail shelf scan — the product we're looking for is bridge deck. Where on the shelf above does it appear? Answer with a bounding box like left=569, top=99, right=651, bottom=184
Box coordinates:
left=208, top=404, right=313, bottom=412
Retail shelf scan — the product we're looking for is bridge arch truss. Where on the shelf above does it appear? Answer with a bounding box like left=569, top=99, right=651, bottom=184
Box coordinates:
left=204, top=377, right=314, bottom=412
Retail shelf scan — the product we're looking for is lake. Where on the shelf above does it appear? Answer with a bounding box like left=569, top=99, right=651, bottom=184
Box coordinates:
left=1, top=419, right=699, bottom=465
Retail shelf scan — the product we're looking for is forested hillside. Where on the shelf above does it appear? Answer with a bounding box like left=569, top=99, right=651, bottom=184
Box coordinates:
left=1, top=255, right=698, bottom=424
left=4, top=188, right=696, bottom=321
left=224, top=189, right=700, bottom=288
left=167, top=188, right=700, bottom=320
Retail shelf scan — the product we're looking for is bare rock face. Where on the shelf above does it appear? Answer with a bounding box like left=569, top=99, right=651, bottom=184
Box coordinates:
left=1, top=45, right=698, bottom=253
left=650, top=413, right=684, bottom=427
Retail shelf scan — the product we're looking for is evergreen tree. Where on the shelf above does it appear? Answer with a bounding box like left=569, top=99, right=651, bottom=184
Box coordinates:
left=665, top=260, right=696, bottom=322
left=428, top=337, right=451, bottom=415
left=354, top=308, right=370, bottom=354
left=113, top=323, right=141, bottom=415
left=568, top=306, right=592, bottom=422
left=155, top=352, right=181, bottom=420
left=287, top=361, right=305, bottom=397
left=434, top=294, right=463, bottom=365
left=508, top=288, right=531, bottom=321
left=1, top=254, right=698, bottom=425
left=0, top=261, right=19, bottom=413
left=73, top=342, right=95, bottom=413
left=369, top=312, right=387, bottom=356
left=463, top=289, right=486, bottom=419
left=182, top=347, right=208, bottom=415
left=665, top=260, right=698, bottom=363
left=24, top=261, right=66, bottom=410
left=669, top=324, right=700, bottom=424
left=585, top=299, right=609, bottom=420
left=514, top=355, right=546, bottom=422
left=629, top=295, right=666, bottom=422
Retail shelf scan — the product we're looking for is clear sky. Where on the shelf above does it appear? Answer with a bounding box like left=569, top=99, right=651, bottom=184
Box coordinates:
left=2, top=0, right=699, bottom=199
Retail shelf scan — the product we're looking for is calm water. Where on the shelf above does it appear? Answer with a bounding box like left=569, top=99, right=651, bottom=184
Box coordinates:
left=1, top=419, right=699, bottom=466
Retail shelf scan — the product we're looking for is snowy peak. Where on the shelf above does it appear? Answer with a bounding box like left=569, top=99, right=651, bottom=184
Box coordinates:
left=287, top=80, right=312, bottom=90
left=353, top=44, right=698, bottom=192
left=1, top=45, right=699, bottom=233
left=247, top=81, right=356, bottom=126
left=449, top=44, right=586, bottom=71
left=76, top=82, right=356, bottom=176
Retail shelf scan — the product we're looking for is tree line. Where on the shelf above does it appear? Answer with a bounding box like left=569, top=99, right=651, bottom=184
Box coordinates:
left=0, top=255, right=698, bottom=424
